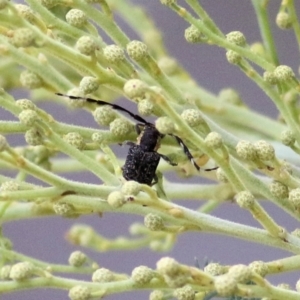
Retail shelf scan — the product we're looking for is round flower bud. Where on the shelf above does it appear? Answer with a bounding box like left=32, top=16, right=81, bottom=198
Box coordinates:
left=216, top=168, right=228, bottom=183
left=226, top=31, right=246, bottom=47
left=79, top=76, right=99, bottom=94
left=289, top=188, right=300, bottom=208
left=16, top=99, right=37, bottom=110
left=92, top=268, right=114, bottom=282
left=11, top=28, right=35, bottom=48
left=269, top=181, right=289, bottom=199
left=236, top=191, right=255, bottom=209
left=0, top=0, right=7, bottom=9
left=236, top=140, right=257, bottom=160
left=160, top=0, right=176, bottom=5
left=103, top=45, right=125, bottom=63
left=228, top=264, right=251, bottom=283
left=66, top=9, right=87, bottom=28
left=218, top=88, right=242, bottom=105
left=93, top=106, right=116, bottom=126
left=173, top=285, right=195, bottom=300
left=68, top=285, right=91, bottom=300
left=68, top=251, right=87, bottom=267
left=63, top=132, right=85, bottom=150
left=15, top=4, right=34, bottom=22
left=276, top=12, right=292, bottom=29
left=250, top=42, right=265, bottom=56
left=138, top=99, right=153, bottom=116
left=107, top=191, right=125, bottom=208
left=20, top=70, right=43, bottom=89
left=248, top=261, right=268, bottom=277
left=263, top=71, right=278, bottom=85
left=254, top=140, right=275, bottom=161
left=280, top=129, right=295, bottom=146
left=126, top=40, right=148, bottom=61
left=9, top=262, right=34, bottom=281
left=40, top=0, right=58, bottom=8
left=18, top=109, right=39, bottom=127
left=62, top=88, right=86, bottom=108
left=0, top=265, right=12, bottom=280
left=291, top=228, right=300, bottom=238
left=150, top=290, right=164, bottom=300
left=144, top=213, right=164, bottom=231
left=75, top=36, right=97, bottom=56
left=121, top=181, right=141, bottom=196
left=53, top=202, right=74, bottom=216
left=131, top=266, right=154, bottom=285
left=181, top=109, right=204, bottom=127
left=184, top=25, right=205, bottom=43
left=204, top=132, right=223, bottom=149
left=277, top=283, right=291, bottom=290
left=204, top=263, right=225, bottom=276
left=110, top=118, right=132, bottom=138
left=25, top=128, right=43, bottom=146
left=164, top=273, right=189, bottom=288
left=158, top=56, right=178, bottom=75
left=214, top=274, right=237, bottom=296
left=91, top=132, right=106, bottom=144
left=155, top=116, right=175, bottom=134
left=273, top=65, right=295, bottom=83
left=156, top=257, right=180, bottom=276
left=123, top=79, right=147, bottom=99
left=0, top=180, right=19, bottom=192
left=0, top=135, right=8, bottom=152
left=226, top=50, right=241, bottom=64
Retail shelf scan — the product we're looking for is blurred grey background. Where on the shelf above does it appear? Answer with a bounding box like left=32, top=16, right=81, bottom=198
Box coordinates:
left=2, top=1, right=300, bottom=299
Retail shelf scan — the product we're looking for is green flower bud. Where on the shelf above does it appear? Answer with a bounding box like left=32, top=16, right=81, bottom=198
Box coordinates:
left=16, top=99, right=37, bottom=110
left=93, top=106, right=116, bottom=126
left=131, top=266, right=154, bottom=285
left=144, top=213, right=164, bottom=231
left=11, top=28, right=35, bottom=48
left=79, top=76, right=99, bottom=94
left=109, top=118, right=132, bottom=138
left=15, top=4, right=35, bottom=22
left=63, top=132, right=85, bottom=150
left=155, top=116, right=175, bottom=134
left=107, top=191, right=125, bottom=208
left=92, top=268, right=114, bottom=282
left=68, top=285, right=91, bottom=300
left=25, top=128, right=43, bottom=146
left=138, top=99, right=154, bottom=116
left=103, top=45, right=125, bottom=63
left=20, top=70, right=43, bottom=89
left=280, top=129, right=295, bottom=146
left=40, top=0, right=59, bottom=8
left=19, top=109, right=39, bottom=127
left=277, top=283, right=291, bottom=290
left=226, top=50, right=241, bottom=64
left=0, top=135, right=8, bottom=152
left=0, top=180, right=19, bottom=192
left=236, top=191, right=255, bottom=209
left=181, top=109, right=204, bottom=127
left=249, top=261, right=268, bottom=277
left=254, top=140, right=275, bottom=161
left=289, top=188, right=300, bottom=209
left=204, top=263, right=225, bottom=276
left=214, top=274, right=237, bottom=296
left=216, top=168, right=228, bottom=183
left=204, top=132, right=223, bottom=149
left=68, top=251, right=87, bottom=267
left=173, top=285, right=195, bottom=300
left=276, top=12, right=292, bottom=29
left=0, top=265, right=12, bottom=280
left=149, top=290, right=164, bottom=300
left=250, top=42, right=265, bottom=57
left=184, top=24, right=205, bottom=43
left=158, top=56, right=178, bottom=75
left=156, top=257, right=180, bottom=276
left=91, top=132, right=106, bottom=144
left=228, top=264, right=251, bottom=283
left=126, top=40, right=148, bottom=61
left=263, top=71, right=278, bottom=85
left=66, top=9, right=87, bottom=27
left=236, top=140, right=257, bottom=160
left=63, top=88, right=86, bottom=108
left=53, top=202, right=74, bottom=216
left=218, top=88, right=242, bottom=105
left=269, top=181, right=289, bottom=199
left=164, top=273, right=189, bottom=288
left=76, top=36, right=97, bottom=56
left=121, top=181, right=141, bottom=196
left=9, top=262, right=34, bottom=281
left=274, top=65, right=295, bottom=83
left=226, top=31, right=246, bottom=47
left=123, top=79, right=147, bottom=99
